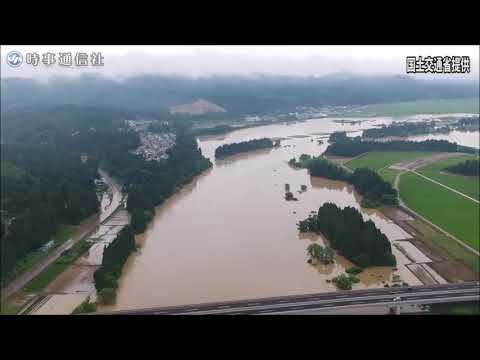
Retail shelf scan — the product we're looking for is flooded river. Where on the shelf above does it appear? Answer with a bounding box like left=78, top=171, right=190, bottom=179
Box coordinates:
left=104, top=116, right=479, bottom=311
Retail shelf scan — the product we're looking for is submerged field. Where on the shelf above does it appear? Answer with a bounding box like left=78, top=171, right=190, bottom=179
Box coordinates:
left=399, top=172, right=479, bottom=251
left=345, top=151, right=435, bottom=171
left=336, top=98, right=479, bottom=117
left=417, top=155, right=480, bottom=200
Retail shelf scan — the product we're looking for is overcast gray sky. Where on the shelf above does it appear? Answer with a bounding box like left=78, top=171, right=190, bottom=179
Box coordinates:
left=1, top=45, right=478, bottom=81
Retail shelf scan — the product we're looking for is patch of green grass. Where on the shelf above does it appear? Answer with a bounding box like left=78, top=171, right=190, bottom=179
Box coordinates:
left=400, top=172, right=479, bottom=251
left=378, top=168, right=400, bottom=186
left=53, top=225, right=75, bottom=245
left=24, top=239, right=92, bottom=294
left=336, top=98, right=479, bottom=117
left=345, top=151, right=435, bottom=171
left=24, top=263, right=69, bottom=294
left=0, top=302, right=21, bottom=315
left=72, top=297, right=97, bottom=314
left=1, top=252, right=45, bottom=287
left=430, top=234, right=479, bottom=272
left=417, top=155, right=480, bottom=200
left=407, top=219, right=479, bottom=272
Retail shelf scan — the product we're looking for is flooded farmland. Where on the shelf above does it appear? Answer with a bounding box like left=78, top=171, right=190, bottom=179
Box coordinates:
left=103, top=116, right=478, bottom=311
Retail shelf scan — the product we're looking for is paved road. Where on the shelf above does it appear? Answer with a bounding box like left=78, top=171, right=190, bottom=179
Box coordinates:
left=1, top=169, right=124, bottom=302
left=96, top=282, right=479, bottom=315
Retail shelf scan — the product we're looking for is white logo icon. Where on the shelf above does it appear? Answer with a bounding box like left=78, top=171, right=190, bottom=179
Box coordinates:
left=6, top=51, right=23, bottom=67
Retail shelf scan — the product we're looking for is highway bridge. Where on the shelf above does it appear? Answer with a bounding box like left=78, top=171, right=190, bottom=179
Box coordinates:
left=96, top=282, right=479, bottom=315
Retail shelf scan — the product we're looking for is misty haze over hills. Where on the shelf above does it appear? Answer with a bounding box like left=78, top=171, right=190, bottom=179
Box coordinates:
left=2, top=73, right=478, bottom=117
left=2, top=45, right=478, bottom=81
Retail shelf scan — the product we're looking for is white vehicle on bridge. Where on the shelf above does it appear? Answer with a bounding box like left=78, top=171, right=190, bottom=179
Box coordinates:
left=393, top=297, right=402, bottom=302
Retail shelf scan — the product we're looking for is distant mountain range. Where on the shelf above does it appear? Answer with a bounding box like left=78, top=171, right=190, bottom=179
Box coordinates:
left=2, top=74, right=478, bottom=117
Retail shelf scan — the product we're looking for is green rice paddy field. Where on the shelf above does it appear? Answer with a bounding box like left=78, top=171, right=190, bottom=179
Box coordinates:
left=345, top=151, right=436, bottom=171
left=399, top=172, right=479, bottom=251
left=377, top=168, right=400, bottom=186
left=417, top=155, right=479, bottom=200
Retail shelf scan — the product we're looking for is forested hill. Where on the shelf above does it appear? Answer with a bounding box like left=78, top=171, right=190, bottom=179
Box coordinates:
left=1, top=105, right=212, bottom=277
left=2, top=75, right=478, bottom=117
left=1, top=105, right=134, bottom=279
left=1, top=144, right=100, bottom=275
left=1, top=104, right=139, bottom=152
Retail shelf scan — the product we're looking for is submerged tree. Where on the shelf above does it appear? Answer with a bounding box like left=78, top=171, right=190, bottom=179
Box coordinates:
left=307, top=243, right=334, bottom=264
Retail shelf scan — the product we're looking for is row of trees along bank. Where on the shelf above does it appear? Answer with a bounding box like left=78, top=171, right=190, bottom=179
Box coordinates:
left=289, top=155, right=398, bottom=207
left=325, top=138, right=477, bottom=157
left=214, top=138, right=275, bottom=159
left=446, top=159, right=480, bottom=176
left=93, top=225, right=136, bottom=305
left=105, top=131, right=212, bottom=235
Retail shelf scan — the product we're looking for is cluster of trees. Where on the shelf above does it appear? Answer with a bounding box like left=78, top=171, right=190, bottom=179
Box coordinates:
left=1, top=105, right=139, bottom=154
left=446, top=159, right=480, bottom=176
left=191, top=125, right=234, bottom=136
left=307, top=156, right=351, bottom=182
left=328, top=131, right=348, bottom=143
left=93, top=226, right=136, bottom=304
left=325, top=138, right=476, bottom=157
left=0, top=105, right=140, bottom=279
left=349, top=168, right=398, bottom=207
left=362, top=121, right=439, bottom=138
left=297, top=203, right=396, bottom=268
left=346, top=266, right=363, bottom=275
left=453, top=117, right=479, bottom=131
left=307, top=243, right=334, bottom=264
left=289, top=154, right=315, bottom=168
left=190, top=122, right=272, bottom=137
left=1, top=104, right=213, bottom=284
left=72, top=297, right=97, bottom=314
left=297, top=156, right=397, bottom=207
left=1, top=145, right=100, bottom=276
left=332, top=273, right=360, bottom=290
left=115, top=131, right=212, bottom=234
left=214, top=138, right=274, bottom=158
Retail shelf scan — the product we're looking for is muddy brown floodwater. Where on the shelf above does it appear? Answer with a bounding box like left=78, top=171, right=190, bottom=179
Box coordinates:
left=102, top=116, right=478, bottom=311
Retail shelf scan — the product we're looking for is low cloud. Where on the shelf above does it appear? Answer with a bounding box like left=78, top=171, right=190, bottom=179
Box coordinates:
left=1, top=46, right=478, bottom=82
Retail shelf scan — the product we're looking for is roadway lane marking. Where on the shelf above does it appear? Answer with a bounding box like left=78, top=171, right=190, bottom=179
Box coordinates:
left=219, top=305, right=231, bottom=309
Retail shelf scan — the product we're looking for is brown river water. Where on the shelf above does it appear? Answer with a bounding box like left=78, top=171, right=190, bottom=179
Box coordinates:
left=103, top=116, right=479, bottom=311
